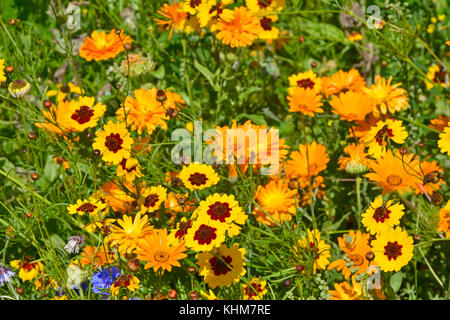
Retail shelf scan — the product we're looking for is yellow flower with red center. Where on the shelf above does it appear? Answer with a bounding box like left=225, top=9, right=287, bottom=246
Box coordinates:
left=179, top=163, right=220, bottom=191
left=194, top=193, right=248, bottom=237
left=138, top=185, right=168, bottom=214
left=197, top=0, right=233, bottom=31
left=46, top=82, right=83, bottom=103
left=242, top=278, right=267, bottom=300
left=79, top=29, right=132, bottom=61
left=330, top=91, right=375, bottom=122
left=364, top=76, right=409, bottom=116
left=328, top=230, right=374, bottom=279
left=364, top=119, right=408, bottom=159
left=253, top=179, right=298, bottom=226
left=135, top=228, right=187, bottom=273
left=92, top=121, right=134, bottom=165
left=116, top=157, right=144, bottom=182
left=67, top=197, right=107, bottom=216
left=361, top=196, right=405, bottom=235
left=365, top=150, right=420, bottom=195
left=53, top=155, right=70, bottom=170
left=321, top=68, right=366, bottom=97
left=108, top=213, right=154, bottom=254
left=246, top=0, right=285, bottom=14
left=287, top=87, right=324, bottom=117
left=257, top=15, right=279, bottom=40
left=438, top=122, right=450, bottom=156
left=185, top=217, right=226, bottom=252
left=437, top=200, right=450, bottom=238
left=66, top=96, right=106, bottom=132
left=111, top=274, right=140, bottom=296
left=371, top=227, right=414, bottom=272
left=288, top=70, right=323, bottom=94
left=216, top=7, right=261, bottom=48
left=0, top=59, right=6, bottom=83
left=200, top=289, right=219, bottom=300
left=425, top=64, right=447, bottom=90
left=154, top=3, right=188, bottom=40
left=285, top=141, right=330, bottom=179
left=338, top=143, right=370, bottom=174
left=196, top=243, right=246, bottom=289
left=182, top=0, right=207, bottom=15
left=168, top=217, right=194, bottom=243
left=294, top=229, right=330, bottom=271
left=10, top=258, right=44, bottom=282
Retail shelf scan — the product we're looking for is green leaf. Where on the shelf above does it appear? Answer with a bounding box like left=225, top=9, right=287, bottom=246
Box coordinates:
left=390, top=272, right=405, bottom=293
left=194, top=60, right=218, bottom=91
left=235, top=113, right=267, bottom=125
left=43, top=155, right=59, bottom=183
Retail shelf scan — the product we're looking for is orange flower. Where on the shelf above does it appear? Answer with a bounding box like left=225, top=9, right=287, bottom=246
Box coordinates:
left=429, top=115, right=450, bottom=132
left=321, top=69, right=366, bottom=97
left=285, top=141, right=330, bottom=179
left=365, top=150, right=420, bottom=195
left=330, top=91, right=375, bottom=122
left=349, top=114, right=387, bottom=142
left=216, top=7, right=261, bottom=48
left=338, top=143, right=370, bottom=174
left=155, top=3, right=187, bottom=40
left=79, top=29, right=132, bottom=61
left=287, top=87, right=324, bottom=116
left=80, top=246, right=116, bottom=268
left=413, top=160, right=445, bottom=195
left=97, top=181, right=135, bottom=214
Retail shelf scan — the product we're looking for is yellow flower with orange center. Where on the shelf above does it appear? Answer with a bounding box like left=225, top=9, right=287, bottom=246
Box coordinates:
left=364, top=119, right=408, bottom=159
left=79, top=29, right=132, bottom=61
left=92, top=121, right=134, bottom=165
left=330, top=91, right=375, bottom=122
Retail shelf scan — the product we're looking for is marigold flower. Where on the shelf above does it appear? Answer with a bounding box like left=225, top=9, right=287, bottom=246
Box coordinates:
left=285, top=141, right=329, bottom=178
left=97, top=180, right=135, bottom=214
left=414, top=160, right=445, bottom=195
left=429, top=115, right=450, bottom=132
left=338, top=143, right=370, bottom=174
left=330, top=91, right=375, bottom=122
left=287, top=87, right=324, bottom=116
left=154, top=3, right=187, bottom=40
left=329, top=277, right=365, bottom=300
left=364, top=76, right=409, bottom=116
left=79, top=29, right=132, bottom=61
left=80, top=246, right=116, bottom=268
left=437, top=200, right=450, bottom=238
left=321, top=68, right=366, bottom=97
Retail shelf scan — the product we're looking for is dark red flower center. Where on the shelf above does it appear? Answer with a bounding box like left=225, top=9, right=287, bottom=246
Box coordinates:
left=175, top=220, right=192, bottom=239
left=384, top=241, right=403, bottom=261
left=244, top=283, right=263, bottom=298
left=433, top=70, right=446, bottom=84
left=190, top=0, right=202, bottom=8
left=105, top=133, right=123, bottom=153
left=209, top=3, right=224, bottom=15
left=373, top=206, right=391, bottom=223
left=120, top=159, right=136, bottom=173
left=71, top=105, right=94, bottom=124
left=309, top=242, right=320, bottom=260
left=144, top=194, right=159, bottom=208
left=114, top=274, right=132, bottom=288
left=260, top=17, right=273, bottom=31
left=297, top=78, right=315, bottom=89
left=209, top=255, right=232, bottom=276
left=258, top=0, right=272, bottom=8
left=194, top=224, right=217, bottom=245
left=207, top=202, right=231, bottom=222
left=188, top=172, right=208, bottom=186
left=77, top=202, right=97, bottom=213
left=375, top=125, right=394, bottom=146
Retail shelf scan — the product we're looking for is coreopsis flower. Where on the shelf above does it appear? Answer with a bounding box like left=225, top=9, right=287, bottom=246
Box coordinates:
left=64, top=235, right=86, bottom=254
left=97, top=180, right=135, bottom=214
left=257, top=15, right=279, bottom=40
left=361, top=196, right=405, bottom=235
left=215, top=7, right=261, bottom=48
left=108, top=213, right=154, bottom=254
left=116, top=157, right=144, bottom=182
left=91, top=266, right=121, bottom=295
left=79, top=29, right=132, bottom=61
left=285, top=141, right=330, bottom=178
left=35, top=99, right=73, bottom=135
left=364, top=76, right=409, bottom=116
left=111, top=274, right=140, bottom=296
left=437, top=200, right=450, bottom=238
left=80, top=246, right=116, bottom=268
left=84, top=218, right=116, bottom=234
left=168, top=217, right=193, bottom=243
left=287, top=87, right=324, bottom=116
left=66, top=96, right=106, bottom=132
left=0, top=265, right=15, bottom=286
left=321, top=68, right=366, bottom=97
left=195, top=193, right=248, bottom=237
left=438, top=122, right=450, bottom=156
left=371, top=227, right=414, bottom=272
left=182, top=0, right=207, bottom=14
left=294, top=229, right=331, bottom=271
left=330, top=91, right=375, bottom=122
left=67, top=198, right=107, bottom=216
left=348, top=31, right=363, bottom=42
left=337, top=143, right=370, bottom=174
left=242, top=278, right=267, bottom=300
left=425, top=64, right=447, bottom=90
left=197, top=0, right=233, bottom=31
left=288, top=70, right=323, bottom=94
left=364, top=119, right=408, bottom=159
left=200, top=289, right=219, bottom=300
left=429, top=115, right=450, bottom=132
left=154, top=3, right=187, bottom=40
left=8, top=79, right=31, bottom=98
left=328, top=230, right=374, bottom=279
left=0, top=59, right=6, bottom=83
left=246, top=0, right=285, bottom=14
left=92, top=121, right=134, bottom=165
left=365, top=150, right=420, bottom=195
left=196, top=243, right=246, bottom=289
left=253, top=180, right=298, bottom=226
left=138, top=185, right=167, bottom=214
left=414, top=160, right=445, bottom=195
left=135, top=228, right=187, bottom=273
left=179, top=163, right=220, bottom=191
left=10, top=257, right=44, bottom=282
left=185, top=217, right=226, bottom=251
left=329, top=278, right=365, bottom=300
left=349, top=113, right=387, bottom=142
left=46, top=82, right=83, bottom=102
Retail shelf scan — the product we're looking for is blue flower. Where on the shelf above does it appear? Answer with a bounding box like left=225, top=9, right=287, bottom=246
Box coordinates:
left=0, top=265, right=15, bottom=286
left=91, top=266, right=121, bottom=295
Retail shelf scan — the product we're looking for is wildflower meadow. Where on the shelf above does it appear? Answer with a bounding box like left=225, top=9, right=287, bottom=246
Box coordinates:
left=0, top=0, right=449, bottom=303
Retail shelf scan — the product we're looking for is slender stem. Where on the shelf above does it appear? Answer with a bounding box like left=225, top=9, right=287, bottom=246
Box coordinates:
left=355, top=175, right=362, bottom=229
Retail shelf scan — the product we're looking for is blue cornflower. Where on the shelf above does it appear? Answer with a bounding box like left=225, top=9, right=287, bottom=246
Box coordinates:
left=91, top=266, right=121, bottom=295
left=0, top=265, right=15, bottom=286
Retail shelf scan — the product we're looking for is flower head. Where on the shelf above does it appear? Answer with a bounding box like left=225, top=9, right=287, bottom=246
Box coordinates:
left=287, top=87, right=324, bottom=117
left=92, top=121, right=134, bottom=165
left=361, top=196, right=405, bottom=235
left=154, top=3, right=187, bottom=40
left=338, top=143, right=370, bottom=174
left=216, top=7, right=261, bottom=48
left=285, top=141, right=329, bottom=178
left=138, top=185, right=168, bottom=214
left=321, top=69, right=366, bottom=97
left=0, top=265, right=15, bottom=286
left=330, top=91, right=375, bottom=122
left=364, top=76, right=409, bottom=116
left=438, top=122, right=450, bottom=156
left=79, top=29, right=132, bottom=61
left=364, top=119, right=408, bottom=159
left=294, top=229, right=330, bottom=271
left=91, top=266, right=121, bottom=295
left=66, top=96, right=106, bottom=132
left=180, top=163, right=220, bottom=191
